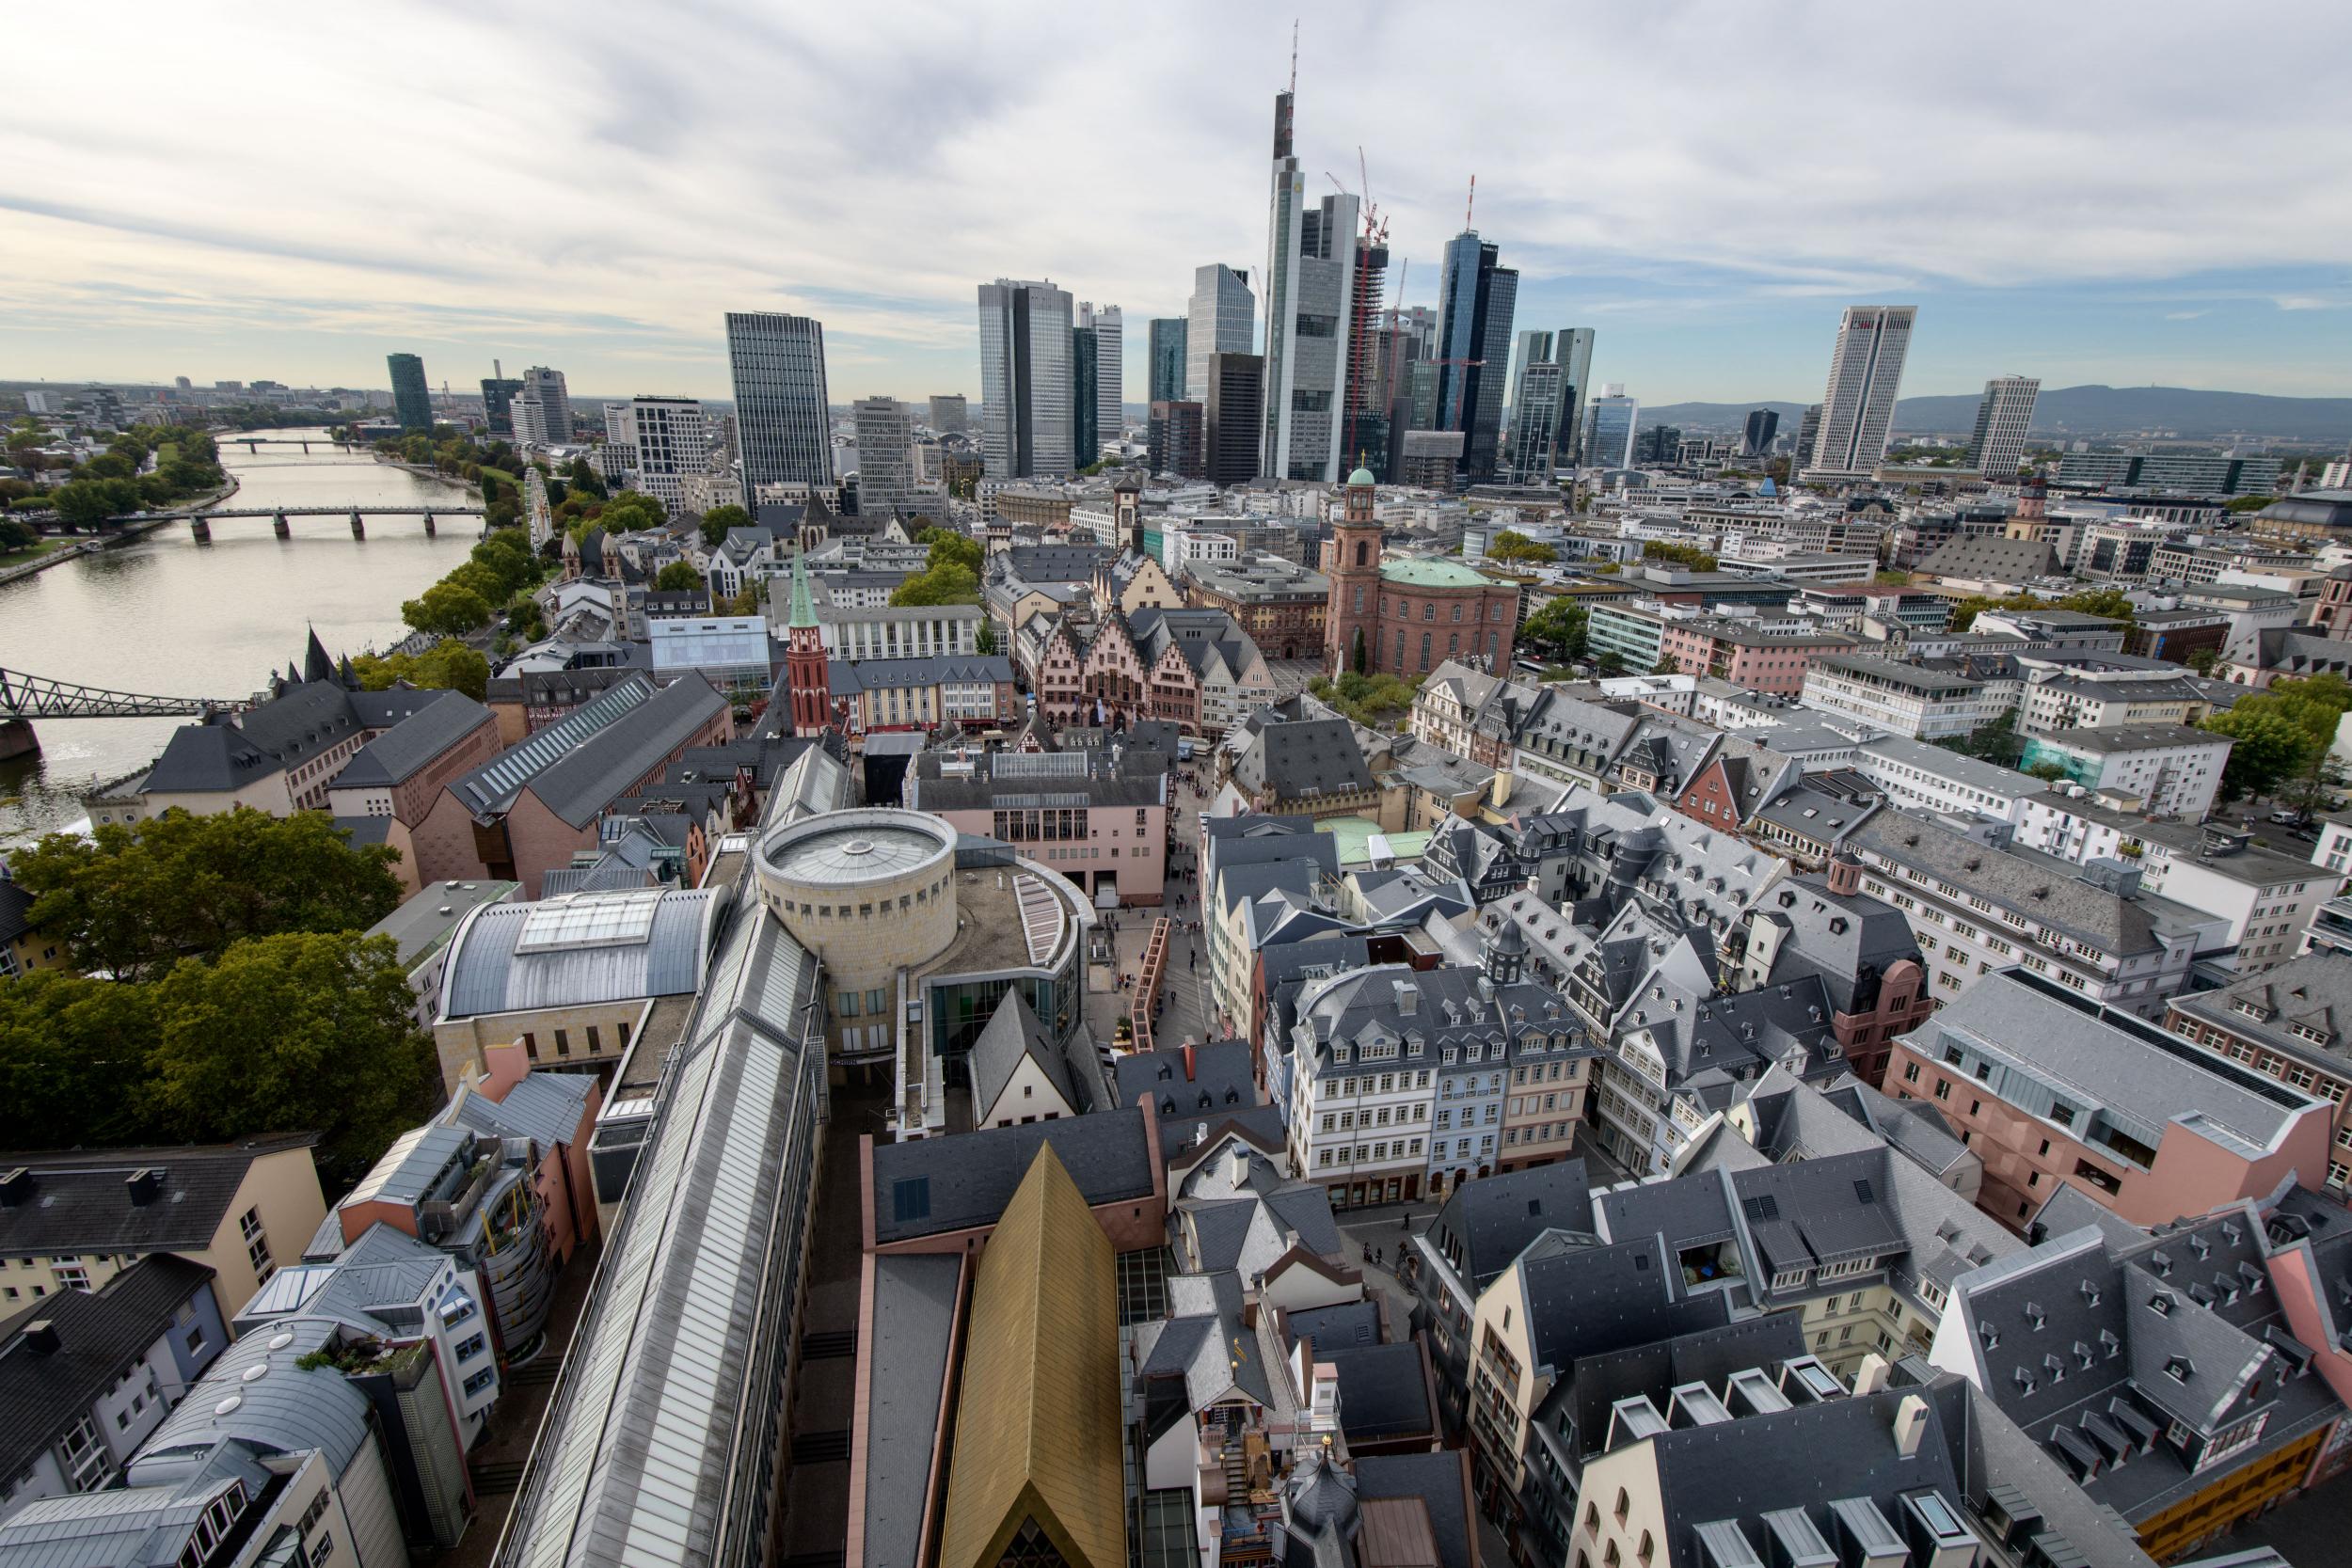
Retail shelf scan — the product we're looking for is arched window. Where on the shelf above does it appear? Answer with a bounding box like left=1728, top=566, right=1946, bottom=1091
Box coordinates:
left=1488, top=631, right=1500, bottom=661
left=1449, top=633, right=1459, bottom=655
left=1423, top=602, right=1436, bottom=621
left=1420, top=631, right=1432, bottom=671
left=1352, top=584, right=1365, bottom=611
left=1452, top=603, right=1463, bottom=622
left=1354, top=540, right=1369, bottom=567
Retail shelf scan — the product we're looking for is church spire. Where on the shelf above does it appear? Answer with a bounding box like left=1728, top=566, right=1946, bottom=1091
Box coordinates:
left=787, top=546, right=818, bottom=630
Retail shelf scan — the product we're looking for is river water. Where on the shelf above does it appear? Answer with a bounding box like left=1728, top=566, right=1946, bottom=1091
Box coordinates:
left=0, top=430, right=481, bottom=845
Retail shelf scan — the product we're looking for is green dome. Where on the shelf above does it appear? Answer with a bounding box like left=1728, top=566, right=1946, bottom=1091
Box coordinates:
left=1347, top=466, right=1376, bottom=486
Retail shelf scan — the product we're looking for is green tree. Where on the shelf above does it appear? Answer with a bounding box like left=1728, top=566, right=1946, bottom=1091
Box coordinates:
left=0, top=516, right=37, bottom=553
left=918, top=525, right=983, bottom=576
left=143, top=932, right=439, bottom=1185
left=2185, top=645, right=2223, bottom=675
left=701, top=502, right=752, bottom=546
left=49, top=476, right=144, bottom=528
left=2024, top=759, right=2072, bottom=783
left=655, top=561, right=706, bottom=594
left=1488, top=530, right=1557, bottom=565
left=1350, top=626, right=1368, bottom=676
left=78, top=451, right=137, bottom=482
left=401, top=580, right=493, bottom=637
left=1523, top=598, right=1589, bottom=661
left=2202, top=705, right=2319, bottom=803
left=596, top=489, right=666, bottom=534
left=0, top=970, right=160, bottom=1148
left=976, top=618, right=1000, bottom=656
left=890, top=559, right=981, bottom=607
left=10, top=808, right=405, bottom=982
left=2226, top=494, right=2275, bottom=514
left=348, top=640, right=491, bottom=701
left=565, top=456, right=608, bottom=500
left=1642, top=540, right=1717, bottom=571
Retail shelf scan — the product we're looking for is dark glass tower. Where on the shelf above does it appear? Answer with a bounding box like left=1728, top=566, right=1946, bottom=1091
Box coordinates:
left=1432, top=232, right=1518, bottom=484
left=388, top=352, right=431, bottom=433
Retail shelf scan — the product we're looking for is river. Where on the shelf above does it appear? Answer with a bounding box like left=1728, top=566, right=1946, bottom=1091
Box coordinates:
left=0, top=429, right=483, bottom=846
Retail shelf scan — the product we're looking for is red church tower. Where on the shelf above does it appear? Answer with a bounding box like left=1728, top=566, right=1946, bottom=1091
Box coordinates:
left=784, top=551, right=832, bottom=736
left=1323, top=464, right=1382, bottom=673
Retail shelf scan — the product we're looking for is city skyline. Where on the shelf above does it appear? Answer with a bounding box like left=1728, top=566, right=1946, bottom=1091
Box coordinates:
left=3, top=6, right=2349, bottom=404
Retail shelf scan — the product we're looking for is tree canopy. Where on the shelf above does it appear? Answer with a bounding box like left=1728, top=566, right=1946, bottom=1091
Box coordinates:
left=348, top=639, right=490, bottom=701
left=1305, top=671, right=1422, bottom=730
left=655, top=560, right=706, bottom=594
left=1947, top=587, right=2137, bottom=634
left=1522, top=598, right=1589, bottom=662
left=890, top=558, right=981, bottom=607
left=918, top=525, right=984, bottom=576
left=1642, top=540, right=1716, bottom=570
left=1488, top=530, right=1557, bottom=565
left=2201, top=673, right=2352, bottom=805
left=701, top=502, right=752, bottom=546
left=8, top=808, right=405, bottom=983
left=401, top=580, right=493, bottom=637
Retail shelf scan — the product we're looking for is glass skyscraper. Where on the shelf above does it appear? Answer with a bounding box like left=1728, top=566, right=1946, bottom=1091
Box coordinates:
left=1148, top=318, right=1187, bottom=404
left=1185, top=263, right=1253, bottom=404
left=1072, top=325, right=1099, bottom=467
left=388, top=352, right=431, bottom=433
left=1433, top=231, right=1518, bottom=483
left=725, top=312, right=834, bottom=492
left=1805, top=306, right=1916, bottom=477
left=977, top=278, right=1074, bottom=480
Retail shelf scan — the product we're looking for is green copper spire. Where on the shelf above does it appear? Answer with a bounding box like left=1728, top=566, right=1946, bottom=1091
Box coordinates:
left=787, top=546, right=818, bottom=630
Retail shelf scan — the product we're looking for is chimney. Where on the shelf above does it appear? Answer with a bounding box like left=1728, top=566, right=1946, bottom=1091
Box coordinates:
left=125, top=1168, right=166, bottom=1207
left=1397, top=980, right=1419, bottom=1016
left=0, top=1168, right=31, bottom=1208
left=1851, top=1353, right=1892, bottom=1396
left=17, top=1321, right=58, bottom=1356
left=1892, top=1392, right=1931, bottom=1460
left=1183, top=1040, right=1197, bottom=1082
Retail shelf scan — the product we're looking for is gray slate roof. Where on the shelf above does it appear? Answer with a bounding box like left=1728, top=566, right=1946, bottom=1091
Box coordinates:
left=0, top=1256, right=217, bottom=1481
left=329, top=689, right=490, bottom=789
left=869, top=1105, right=1157, bottom=1245
left=525, top=673, right=728, bottom=828
left=0, top=1136, right=315, bottom=1259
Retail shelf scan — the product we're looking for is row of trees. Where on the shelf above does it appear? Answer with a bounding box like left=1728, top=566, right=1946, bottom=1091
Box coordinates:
left=2202, top=673, right=2352, bottom=806
left=0, top=812, right=432, bottom=1183
left=400, top=524, right=549, bottom=638
left=1946, top=586, right=2137, bottom=633
left=13, top=422, right=229, bottom=527
left=890, top=527, right=985, bottom=607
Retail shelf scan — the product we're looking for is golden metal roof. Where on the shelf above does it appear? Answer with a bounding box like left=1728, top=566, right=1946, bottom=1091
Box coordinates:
left=936, top=1143, right=1126, bottom=1568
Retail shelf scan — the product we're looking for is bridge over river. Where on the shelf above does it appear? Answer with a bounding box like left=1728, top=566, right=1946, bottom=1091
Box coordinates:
left=109, top=504, right=487, bottom=539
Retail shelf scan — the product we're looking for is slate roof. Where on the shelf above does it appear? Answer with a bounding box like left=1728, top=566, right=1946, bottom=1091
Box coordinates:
left=870, top=1106, right=1157, bottom=1245
left=1326, top=1341, right=1434, bottom=1441
left=2027, top=721, right=2229, bottom=756
left=1353, top=1450, right=1475, bottom=1568
left=523, top=673, right=728, bottom=829
left=0, top=880, right=29, bottom=948
left=1919, top=533, right=2059, bottom=584
left=1231, top=716, right=1376, bottom=800
left=826, top=654, right=1015, bottom=693
left=1852, top=812, right=2167, bottom=955
left=328, top=689, right=490, bottom=789
left=1004, top=545, right=1109, bottom=585
left=1560, top=1313, right=1808, bottom=1463
left=1517, top=1233, right=1731, bottom=1372
left=1114, top=1040, right=1258, bottom=1134
left=2170, top=951, right=2352, bottom=1070
left=0, top=1256, right=217, bottom=1481
left=447, top=673, right=660, bottom=817
left=968, top=990, right=1103, bottom=1121
left=1425, top=1162, right=1595, bottom=1294
left=0, top=1135, right=315, bottom=1259
left=143, top=675, right=444, bottom=797
left=1748, top=872, right=1926, bottom=1018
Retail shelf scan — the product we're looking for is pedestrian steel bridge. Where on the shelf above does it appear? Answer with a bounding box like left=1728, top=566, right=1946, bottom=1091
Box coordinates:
left=0, top=667, right=246, bottom=721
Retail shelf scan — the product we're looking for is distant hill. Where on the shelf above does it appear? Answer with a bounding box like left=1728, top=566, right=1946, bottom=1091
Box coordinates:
left=1644, top=387, right=2352, bottom=445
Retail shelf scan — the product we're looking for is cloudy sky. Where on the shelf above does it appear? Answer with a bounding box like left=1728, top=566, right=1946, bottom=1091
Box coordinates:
left=5, top=1, right=2348, bottom=407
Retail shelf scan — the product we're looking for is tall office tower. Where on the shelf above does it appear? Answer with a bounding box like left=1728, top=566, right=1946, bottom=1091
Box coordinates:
left=480, top=366, right=522, bottom=437
left=388, top=353, right=431, bottom=432
left=1557, top=327, right=1595, bottom=461
left=1804, top=306, right=1916, bottom=478
left=1964, top=375, right=2041, bottom=478
left=619, top=395, right=710, bottom=515
left=1148, top=318, right=1187, bottom=404
left=1581, top=386, right=1638, bottom=470
left=1793, top=404, right=1823, bottom=467
left=1501, top=329, right=1591, bottom=482
left=928, top=394, right=968, bottom=435
left=1259, top=90, right=1363, bottom=483
left=852, top=397, right=916, bottom=518
left=1741, top=407, right=1781, bottom=458
left=1071, top=325, right=1100, bottom=467
left=1204, top=353, right=1264, bottom=486
left=726, top=312, right=834, bottom=491
left=1148, top=401, right=1206, bottom=479
left=1433, top=230, right=1518, bottom=483
left=511, top=366, right=573, bottom=445
left=1079, top=302, right=1122, bottom=455
left=600, top=403, right=638, bottom=485
left=1185, top=263, right=1254, bottom=404
left=977, top=278, right=1075, bottom=479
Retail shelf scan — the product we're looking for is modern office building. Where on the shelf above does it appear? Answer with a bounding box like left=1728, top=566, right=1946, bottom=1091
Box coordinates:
left=927, top=393, right=968, bottom=435
left=1792, top=402, right=1823, bottom=467
left=612, top=395, right=708, bottom=515
left=1259, top=90, right=1363, bottom=482
left=480, top=372, right=522, bottom=437
left=1071, top=322, right=1099, bottom=466
left=1204, top=352, right=1264, bottom=487
left=388, top=352, right=431, bottom=432
left=1741, top=405, right=1780, bottom=456
left=725, top=311, right=834, bottom=491
left=852, top=396, right=916, bottom=518
left=1147, top=316, right=1186, bottom=403
left=1501, top=327, right=1591, bottom=481
left=509, top=365, right=571, bottom=446
left=1964, top=374, right=2041, bottom=477
left=1147, top=400, right=1205, bottom=479
left=1804, top=305, right=1916, bottom=478
left=977, top=277, right=1075, bottom=480
left=1078, top=300, right=1121, bottom=455
left=1433, top=229, right=1518, bottom=483
left=1184, top=262, right=1254, bottom=404
left=1581, top=386, right=1638, bottom=469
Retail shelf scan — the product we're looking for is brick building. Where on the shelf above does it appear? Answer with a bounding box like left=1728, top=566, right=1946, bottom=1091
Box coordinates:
left=1322, top=467, right=1517, bottom=676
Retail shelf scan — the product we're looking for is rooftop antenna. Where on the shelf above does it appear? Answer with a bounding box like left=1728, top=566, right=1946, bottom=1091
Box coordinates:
left=1466, top=174, right=1477, bottom=230
left=1289, top=19, right=1298, bottom=95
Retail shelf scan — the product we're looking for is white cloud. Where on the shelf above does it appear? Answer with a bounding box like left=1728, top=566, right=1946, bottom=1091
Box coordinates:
left=2, top=1, right=2348, bottom=397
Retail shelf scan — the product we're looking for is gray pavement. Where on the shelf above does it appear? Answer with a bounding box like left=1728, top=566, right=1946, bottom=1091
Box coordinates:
left=1085, top=765, right=1224, bottom=1050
